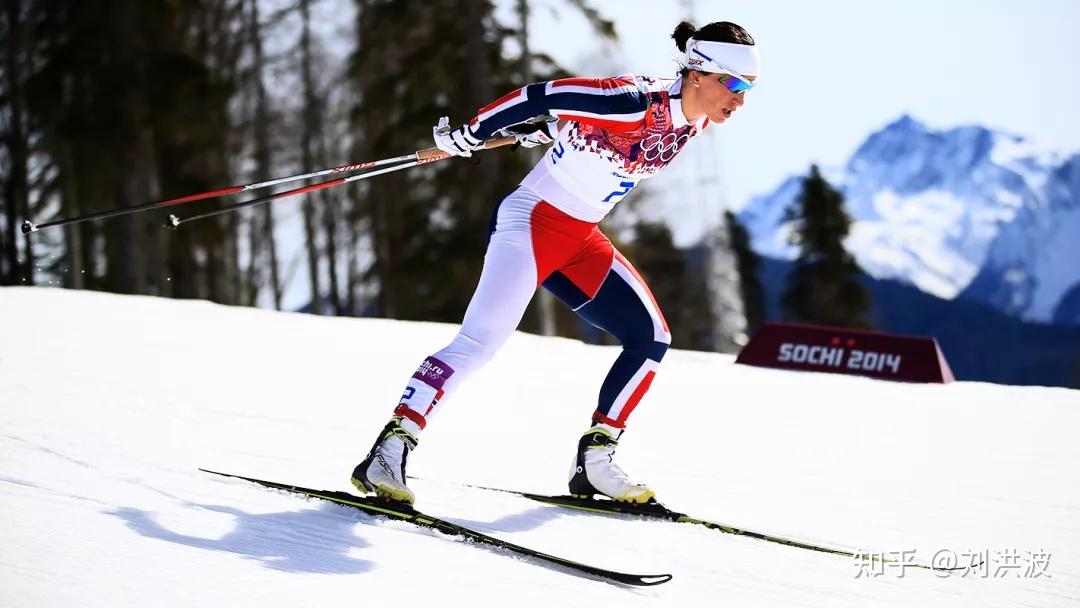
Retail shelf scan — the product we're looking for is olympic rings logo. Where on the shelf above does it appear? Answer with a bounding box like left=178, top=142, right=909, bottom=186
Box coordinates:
left=641, top=131, right=691, bottom=163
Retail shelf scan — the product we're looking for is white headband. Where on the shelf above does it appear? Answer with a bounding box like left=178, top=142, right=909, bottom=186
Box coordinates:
left=685, top=39, right=760, bottom=77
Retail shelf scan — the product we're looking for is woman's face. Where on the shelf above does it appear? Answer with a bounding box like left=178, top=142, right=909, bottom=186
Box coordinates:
left=690, top=70, right=756, bottom=124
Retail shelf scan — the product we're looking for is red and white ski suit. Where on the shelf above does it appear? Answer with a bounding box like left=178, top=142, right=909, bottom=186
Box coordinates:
left=395, top=75, right=708, bottom=431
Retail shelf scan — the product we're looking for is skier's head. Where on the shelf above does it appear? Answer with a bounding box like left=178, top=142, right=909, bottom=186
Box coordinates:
left=672, top=21, right=758, bottom=124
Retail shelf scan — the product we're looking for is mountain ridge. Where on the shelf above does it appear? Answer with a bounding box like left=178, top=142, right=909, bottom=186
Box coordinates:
left=738, top=115, right=1080, bottom=324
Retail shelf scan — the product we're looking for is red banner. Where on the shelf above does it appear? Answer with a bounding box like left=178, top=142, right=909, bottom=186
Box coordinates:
left=736, top=322, right=954, bottom=383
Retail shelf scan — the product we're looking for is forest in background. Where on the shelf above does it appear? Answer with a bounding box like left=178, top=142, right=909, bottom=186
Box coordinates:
left=3, top=0, right=881, bottom=355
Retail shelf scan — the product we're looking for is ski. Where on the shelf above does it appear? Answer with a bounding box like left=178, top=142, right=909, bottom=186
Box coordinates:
left=199, top=469, right=672, bottom=586
left=447, top=481, right=977, bottom=573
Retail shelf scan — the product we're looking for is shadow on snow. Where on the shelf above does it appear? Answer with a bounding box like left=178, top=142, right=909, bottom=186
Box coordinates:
left=108, top=493, right=607, bottom=578
left=107, top=501, right=373, bottom=574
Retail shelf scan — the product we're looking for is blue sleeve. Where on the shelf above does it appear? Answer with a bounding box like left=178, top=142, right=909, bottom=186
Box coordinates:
left=469, top=76, right=650, bottom=139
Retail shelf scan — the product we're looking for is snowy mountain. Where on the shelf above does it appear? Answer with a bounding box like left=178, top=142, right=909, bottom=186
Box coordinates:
left=738, top=116, right=1080, bottom=325
left=3, top=287, right=1080, bottom=607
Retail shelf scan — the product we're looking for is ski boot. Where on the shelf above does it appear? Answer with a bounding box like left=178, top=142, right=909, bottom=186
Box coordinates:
left=568, top=425, right=655, bottom=503
left=351, top=417, right=418, bottom=504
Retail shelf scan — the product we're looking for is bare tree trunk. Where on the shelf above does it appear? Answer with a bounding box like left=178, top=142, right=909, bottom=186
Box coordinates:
left=210, top=0, right=245, bottom=306
left=228, top=214, right=242, bottom=302
left=262, top=210, right=282, bottom=309
left=318, top=154, right=342, bottom=314
left=299, top=0, right=323, bottom=314
left=300, top=0, right=342, bottom=315
left=102, top=3, right=157, bottom=295
left=3, top=0, right=33, bottom=286
left=1, top=1, right=19, bottom=284
left=315, top=94, right=342, bottom=314
left=248, top=0, right=282, bottom=309
left=59, top=142, right=85, bottom=289
left=371, top=186, right=395, bottom=318
left=345, top=190, right=360, bottom=316
left=463, top=0, right=495, bottom=226
left=76, top=181, right=98, bottom=290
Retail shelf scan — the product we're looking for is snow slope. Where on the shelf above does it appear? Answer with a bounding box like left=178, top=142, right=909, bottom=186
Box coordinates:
left=2, top=287, right=1078, bottom=607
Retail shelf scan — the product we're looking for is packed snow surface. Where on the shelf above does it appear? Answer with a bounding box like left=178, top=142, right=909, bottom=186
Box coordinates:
left=2, top=287, right=1078, bottom=607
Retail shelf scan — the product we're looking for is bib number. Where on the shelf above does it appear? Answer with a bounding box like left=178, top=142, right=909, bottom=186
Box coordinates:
left=603, top=181, right=636, bottom=204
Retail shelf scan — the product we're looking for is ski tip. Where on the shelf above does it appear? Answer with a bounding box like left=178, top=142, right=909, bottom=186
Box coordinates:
left=199, top=469, right=254, bottom=484
left=635, top=573, right=673, bottom=586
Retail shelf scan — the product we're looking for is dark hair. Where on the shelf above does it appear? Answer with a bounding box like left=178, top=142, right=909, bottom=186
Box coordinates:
left=672, top=21, right=755, bottom=76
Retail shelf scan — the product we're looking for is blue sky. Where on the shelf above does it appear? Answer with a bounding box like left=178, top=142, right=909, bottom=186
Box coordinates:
left=515, top=0, right=1080, bottom=215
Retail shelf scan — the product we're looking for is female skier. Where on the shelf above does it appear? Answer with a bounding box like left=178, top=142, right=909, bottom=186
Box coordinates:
left=353, top=21, right=759, bottom=504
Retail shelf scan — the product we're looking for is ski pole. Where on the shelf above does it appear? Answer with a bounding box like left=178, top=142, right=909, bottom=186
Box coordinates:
left=20, top=138, right=511, bottom=234
left=166, top=135, right=517, bottom=228
left=21, top=155, right=412, bottom=234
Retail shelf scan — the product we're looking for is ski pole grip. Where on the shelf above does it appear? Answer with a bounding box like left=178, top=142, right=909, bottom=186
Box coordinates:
left=483, top=135, right=519, bottom=150
left=415, top=135, right=519, bottom=163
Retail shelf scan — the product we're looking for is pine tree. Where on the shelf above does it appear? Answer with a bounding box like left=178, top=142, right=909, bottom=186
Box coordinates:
left=725, top=210, right=764, bottom=335
left=348, top=0, right=537, bottom=323
left=23, top=1, right=245, bottom=300
left=781, top=165, right=872, bottom=328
